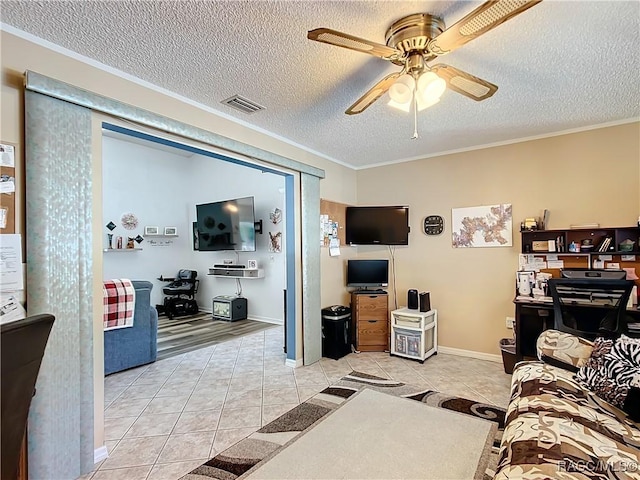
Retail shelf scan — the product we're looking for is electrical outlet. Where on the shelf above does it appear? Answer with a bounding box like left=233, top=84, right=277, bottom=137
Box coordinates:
left=506, top=316, right=515, bottom=329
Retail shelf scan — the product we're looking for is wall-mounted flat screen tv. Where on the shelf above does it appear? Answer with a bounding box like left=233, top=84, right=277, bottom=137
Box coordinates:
left=196, top=196, right=256, bottom=251
left=346, top=206, right=409, bottom=245
left=346, top=259, right=389, bottom=288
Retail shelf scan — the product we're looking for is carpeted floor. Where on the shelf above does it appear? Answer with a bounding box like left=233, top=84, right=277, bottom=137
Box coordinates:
left=180, top=371, right=506, bottom=480
left=156, top=312, right=279, bottom=360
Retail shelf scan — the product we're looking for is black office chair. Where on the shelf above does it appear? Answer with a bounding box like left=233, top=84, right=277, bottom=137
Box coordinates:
left=162, top=269, right=199, bottom=319
left=548, top=278, right=634, bottom=340
left=1, top=313, right=55, bottom=480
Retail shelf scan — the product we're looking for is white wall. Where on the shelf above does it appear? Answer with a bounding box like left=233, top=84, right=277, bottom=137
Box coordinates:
left=187, top=154, right=286, bottom=323
left=102, top=134, right=286, bottom=323
left=102, top=136, right=195, bottom=304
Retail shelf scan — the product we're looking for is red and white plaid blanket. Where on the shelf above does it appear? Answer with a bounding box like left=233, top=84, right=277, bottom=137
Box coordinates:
left=103, top=279, right=136, bottom=331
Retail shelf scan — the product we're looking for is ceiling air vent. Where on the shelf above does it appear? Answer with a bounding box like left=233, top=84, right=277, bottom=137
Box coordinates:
left=221, top=95, right=265, bottom=114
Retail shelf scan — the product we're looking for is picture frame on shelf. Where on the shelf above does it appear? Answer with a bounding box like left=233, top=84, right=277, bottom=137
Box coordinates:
left=164, top=226, right=177, bottom=236
left=144, top=226, right=159, bottom=235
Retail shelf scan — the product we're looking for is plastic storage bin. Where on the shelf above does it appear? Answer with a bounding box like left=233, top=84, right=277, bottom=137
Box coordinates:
left=394, top=328, right=421, bottom=357
left=394, top=314, right=422, bottom=328
left=500, top=337, right=517, bottom=374
left=321, top=306, right=351, bottom=360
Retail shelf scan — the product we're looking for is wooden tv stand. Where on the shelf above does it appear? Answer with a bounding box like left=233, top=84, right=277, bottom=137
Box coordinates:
left=351, top=291, right=389, bottom=352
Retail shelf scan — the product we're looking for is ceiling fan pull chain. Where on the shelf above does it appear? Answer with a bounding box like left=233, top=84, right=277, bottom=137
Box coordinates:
left=411, top=88, right=419, bottom=139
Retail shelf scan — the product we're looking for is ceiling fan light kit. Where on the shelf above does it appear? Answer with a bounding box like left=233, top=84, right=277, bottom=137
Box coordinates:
left=388, top=74, right=415, bottom=104
left=307, top=0, right=541, bottom=135
left=418, top=72, right=446, bottom=102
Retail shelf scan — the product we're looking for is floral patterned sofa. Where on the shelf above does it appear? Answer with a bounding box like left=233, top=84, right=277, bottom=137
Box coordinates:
left=494, top=330, right=640, bottom=479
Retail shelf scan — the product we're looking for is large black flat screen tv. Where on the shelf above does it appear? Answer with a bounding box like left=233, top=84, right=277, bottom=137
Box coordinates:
left=196, top=196, right=256, bottom=251
left=346, top=206, right=409, bottom=245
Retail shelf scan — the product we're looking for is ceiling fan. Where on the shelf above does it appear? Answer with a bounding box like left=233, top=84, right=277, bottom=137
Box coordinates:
left=308, top=0, right=542, bottom=120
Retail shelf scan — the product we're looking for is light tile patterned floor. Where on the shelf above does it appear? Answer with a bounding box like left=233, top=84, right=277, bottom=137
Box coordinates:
left=82, top=325, right=512, bottom=479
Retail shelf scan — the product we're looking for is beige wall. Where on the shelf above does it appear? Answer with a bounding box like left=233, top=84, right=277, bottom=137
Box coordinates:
left=1, top=30, right=356, bottom=451
left=356, top=122, right=640, bottom=356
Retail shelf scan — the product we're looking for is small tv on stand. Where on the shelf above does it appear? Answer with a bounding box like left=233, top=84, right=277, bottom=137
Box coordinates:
left=346, top=259, right=389, bottom=293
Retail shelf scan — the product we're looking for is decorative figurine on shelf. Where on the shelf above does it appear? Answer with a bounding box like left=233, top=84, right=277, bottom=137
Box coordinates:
left=521, top=217, right=538, bottom=231
left=107, top=233, right=113, bottom=249
left=126, top=237, right=135, bottom=249
left=116, top=236, right=123, bottom=249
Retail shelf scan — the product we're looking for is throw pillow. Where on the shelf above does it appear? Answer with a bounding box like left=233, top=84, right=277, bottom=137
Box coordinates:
left=610, top=335, right=640, bottom=389
left=575, top=336, right=640, bottom=419
left=611, top=334, right=640, bottom=364
left=578, top=336, right=613, bottom=367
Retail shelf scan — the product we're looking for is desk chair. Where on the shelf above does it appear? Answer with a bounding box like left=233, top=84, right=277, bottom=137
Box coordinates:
left=548, top=278, right=634, bottom=340
left=1, top=314, right=55, bottom=479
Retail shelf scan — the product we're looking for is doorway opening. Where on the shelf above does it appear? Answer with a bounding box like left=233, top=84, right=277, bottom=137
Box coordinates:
left=101, top=122, right=296, bottom=360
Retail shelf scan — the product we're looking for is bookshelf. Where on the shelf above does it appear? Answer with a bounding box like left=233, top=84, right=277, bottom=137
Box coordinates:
left=521, top=226, right=640, bottom=255
left=520, top=226, right=640, bottom=291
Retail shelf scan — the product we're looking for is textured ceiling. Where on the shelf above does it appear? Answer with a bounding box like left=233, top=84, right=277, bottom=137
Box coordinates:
left=2, top=1, right=639, bottom=169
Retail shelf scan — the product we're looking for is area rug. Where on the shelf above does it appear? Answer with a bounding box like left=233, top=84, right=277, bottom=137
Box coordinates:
left=180, top=371, right=506, bottom=480
left=157, top=313, right=278, bottom=360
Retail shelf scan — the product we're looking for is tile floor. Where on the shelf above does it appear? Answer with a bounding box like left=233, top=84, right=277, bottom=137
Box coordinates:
left=82, top=325, right=512, bottom=479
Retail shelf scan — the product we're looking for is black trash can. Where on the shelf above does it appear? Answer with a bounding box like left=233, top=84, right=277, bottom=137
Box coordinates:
left=321, top=306, right=352, bottom=360
left=500, top=337, right=517, bottom=374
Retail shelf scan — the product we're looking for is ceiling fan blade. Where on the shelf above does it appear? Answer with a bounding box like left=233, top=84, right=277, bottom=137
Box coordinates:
left=308, top=28, right=401, bottom=61
left=346, top=72, right=402, bottom=115
left=427, top=0, right=542, bottom=55
left=432, top=64, right=497, bottom=101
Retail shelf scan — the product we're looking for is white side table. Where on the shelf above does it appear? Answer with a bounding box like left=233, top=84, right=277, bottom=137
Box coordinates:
left=390, top=308, right=438, bottom=362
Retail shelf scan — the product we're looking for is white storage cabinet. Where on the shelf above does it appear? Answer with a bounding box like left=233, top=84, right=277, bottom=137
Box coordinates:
left=390, top=308, right=437, bottom=362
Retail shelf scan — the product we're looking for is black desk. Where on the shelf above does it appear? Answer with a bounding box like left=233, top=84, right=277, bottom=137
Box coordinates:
left=513, top=298, right=640, bottom=362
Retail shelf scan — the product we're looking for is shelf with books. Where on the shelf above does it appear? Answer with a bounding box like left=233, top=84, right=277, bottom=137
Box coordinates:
left=521, top=226, right=639, bottom=255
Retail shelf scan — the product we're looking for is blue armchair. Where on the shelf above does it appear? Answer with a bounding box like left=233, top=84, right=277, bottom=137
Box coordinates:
left=104, top=280, right=158, bottom=375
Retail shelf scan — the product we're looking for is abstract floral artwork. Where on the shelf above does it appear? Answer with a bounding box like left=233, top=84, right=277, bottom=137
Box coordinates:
left=451, top=204, right=512, bottom=248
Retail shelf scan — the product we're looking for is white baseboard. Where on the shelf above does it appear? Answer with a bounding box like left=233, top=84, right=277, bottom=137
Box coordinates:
left=437, top=346, right=502, bottom=363
left=285, top=358, right=302, bottom=368
left=94, top=445, right=109, bottom=464
left=248, top=315, right=283, bottom=325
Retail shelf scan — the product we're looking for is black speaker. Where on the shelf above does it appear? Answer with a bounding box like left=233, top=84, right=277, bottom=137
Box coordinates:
left=407, top=289, right=418, bottom=309
left=419, top=292, right=431, bottom=312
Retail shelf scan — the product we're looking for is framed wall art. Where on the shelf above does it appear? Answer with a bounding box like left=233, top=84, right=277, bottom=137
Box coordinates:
left=451, top=203, right=513, bottom=248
